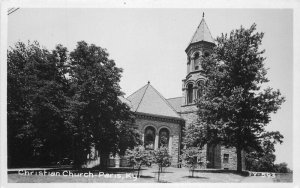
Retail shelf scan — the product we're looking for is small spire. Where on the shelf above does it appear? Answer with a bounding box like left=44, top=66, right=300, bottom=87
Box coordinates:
left=202, top=12, right=205, bottom=18
left=147, top=81, right=150, bottom=84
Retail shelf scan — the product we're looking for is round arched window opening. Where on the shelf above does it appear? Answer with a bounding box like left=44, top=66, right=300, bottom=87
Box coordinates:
left=159, top=128, right=169, bottom=148
left=144, top=126, right=156, bottom=150
left=187, top=83, right=194, bottom=104
left=194, top=52, right=201, bottom=71
left=204, top=51, right=210, bottom=57
left=194, top=52, right=200, bottom=60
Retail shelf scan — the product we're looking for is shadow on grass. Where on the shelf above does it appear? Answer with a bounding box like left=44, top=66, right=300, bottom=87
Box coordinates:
left=151, top=171, right=174, bottom=174
left=139, top=175, right=154, bottom=179
left=183, top=176, right=209, bottom=179
left=158, top=180, right=170, bottom=183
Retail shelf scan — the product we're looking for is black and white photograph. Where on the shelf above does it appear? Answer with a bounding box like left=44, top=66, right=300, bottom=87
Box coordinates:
left=1, top=0, right=299, bottom=186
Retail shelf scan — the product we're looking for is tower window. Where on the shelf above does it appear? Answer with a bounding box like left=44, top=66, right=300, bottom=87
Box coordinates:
left=204, top=51, right=210, bottom=57
left=194, top=52, right=201, bottom=71
left=194, top=52, right=200, bottom=60
left=187, top=83, right=193, bottom=104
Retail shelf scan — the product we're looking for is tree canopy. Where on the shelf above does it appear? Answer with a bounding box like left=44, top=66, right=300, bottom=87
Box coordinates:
left=189, top=23, right=285, bottom=172
left=7, top=41, right=140, bottom=167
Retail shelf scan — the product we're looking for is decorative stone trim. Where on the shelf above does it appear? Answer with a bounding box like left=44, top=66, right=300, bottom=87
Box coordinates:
left=134, top=112, right=184, bottom=124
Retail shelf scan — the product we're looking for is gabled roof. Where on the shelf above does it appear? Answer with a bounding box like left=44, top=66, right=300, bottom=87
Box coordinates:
left=167, top=97, right=183, bottom=113
left=189, top=16, right=214, bottom=45
left=127, top=83, right=181, bottom=118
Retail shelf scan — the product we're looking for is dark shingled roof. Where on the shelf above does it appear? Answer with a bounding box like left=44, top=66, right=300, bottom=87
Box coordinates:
left=189, top=17, right=214, bottom=45
left=127, top=83, right=181, bottom=118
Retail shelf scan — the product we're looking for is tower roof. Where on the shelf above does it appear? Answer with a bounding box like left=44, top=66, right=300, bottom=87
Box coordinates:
left=127, top=82, right=181, bottom=118
left=188, top=15, right=214, bottom=45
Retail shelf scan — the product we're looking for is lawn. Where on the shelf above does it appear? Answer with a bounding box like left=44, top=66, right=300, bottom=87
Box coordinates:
left=7, top=166, right=292, bottom=183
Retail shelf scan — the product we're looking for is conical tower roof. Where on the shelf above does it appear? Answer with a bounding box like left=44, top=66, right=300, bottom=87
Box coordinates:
left=189, top=14, right=214, bottom=45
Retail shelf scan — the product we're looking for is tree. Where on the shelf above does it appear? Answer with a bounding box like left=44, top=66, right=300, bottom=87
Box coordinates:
left=274, top=162, right=291, bottom=173
left=7, top=41, right=141, bottom=168
left=195, top=23, right=285, bottom=172
left=125, top=146, right=153, bottom=177
left=180, top=147, right=206, bottom=177
left=68, top=41, right=141, bottom=167
left=245, top=133, right=282, bottom=172
left=152, top=147, right=172, bottom=182
left=7, top=41, right=71, bottom=166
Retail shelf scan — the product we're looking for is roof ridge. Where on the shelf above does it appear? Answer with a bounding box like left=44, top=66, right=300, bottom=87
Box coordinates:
left=189, top=18, right=205, bottom=44
left=149, top=85, right=180, bottom=116
left=126, top=84, right=148, bottom=99
left=134, top=83, right=150, bottom=112
left=204, top=19, right=214, bottom=42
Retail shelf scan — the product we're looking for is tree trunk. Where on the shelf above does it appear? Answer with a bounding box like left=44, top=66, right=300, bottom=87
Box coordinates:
left=236, top=145, right=242, bottom=173
left=137, top=165, right=141, bottom=177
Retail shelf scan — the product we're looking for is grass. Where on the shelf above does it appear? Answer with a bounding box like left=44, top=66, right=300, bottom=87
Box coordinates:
left=273, top=173, right=293, bottom=183
left=7, top=166, right=293, bottom=183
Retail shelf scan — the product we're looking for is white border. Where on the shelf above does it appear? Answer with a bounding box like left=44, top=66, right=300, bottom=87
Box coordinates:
left=1, top=0, right=299, bottom=188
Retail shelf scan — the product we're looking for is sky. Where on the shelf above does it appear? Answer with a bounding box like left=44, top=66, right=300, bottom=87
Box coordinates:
left=7, top=8, right=293, bottom=168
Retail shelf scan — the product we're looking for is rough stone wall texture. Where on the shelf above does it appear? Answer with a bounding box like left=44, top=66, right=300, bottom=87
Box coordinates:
left=179, top=105, right=198, bottom=127
left=171, top=135, right=180, bottom=166
left=135, top=116, right=181, bottom=166
left=220, top=146, right=237, bottom=170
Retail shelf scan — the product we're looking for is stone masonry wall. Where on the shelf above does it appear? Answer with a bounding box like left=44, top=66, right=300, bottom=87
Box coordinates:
left=180, top=105, right=198, bottom=127
left=220, top=146, right=237, bottom=170
left=135, top=116, right=181, bottom=166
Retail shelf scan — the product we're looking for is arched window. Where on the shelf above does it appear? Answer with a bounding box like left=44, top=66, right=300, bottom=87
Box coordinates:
left=144, top=126, right=155, bottom=150
left=194, top=52, right=200, bottom=70
left=204, top=51, right=210, bottom=57
left=159, top=128, right=169, bottom=148
left=187, top=83, right=194, bottom=104
left=197, top=80, right=204, bottom=99
left=187, top=57, right=191, bottom=73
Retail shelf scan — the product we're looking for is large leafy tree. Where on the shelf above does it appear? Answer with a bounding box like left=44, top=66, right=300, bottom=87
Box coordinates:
left=68, top=41, right=140, bottom=167
left=194, top=23, right=285, bottom=172
left=7, top=42, right=71, bottom=166
left=7, top=41, right=140, bottom=167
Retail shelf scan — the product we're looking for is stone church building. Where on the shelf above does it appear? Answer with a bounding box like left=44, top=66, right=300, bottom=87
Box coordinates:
left=86, top=15, right=244, bottom=170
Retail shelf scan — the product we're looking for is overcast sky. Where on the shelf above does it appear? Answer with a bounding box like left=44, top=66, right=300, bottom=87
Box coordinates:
left=7, top=8, right=293, bottom=168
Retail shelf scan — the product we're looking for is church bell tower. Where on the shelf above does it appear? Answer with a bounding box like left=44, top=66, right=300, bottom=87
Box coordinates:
left=181, top=13, right=215, bottom=126
left=182, top=13, right=215, bottom=108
